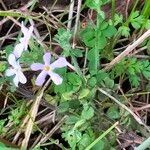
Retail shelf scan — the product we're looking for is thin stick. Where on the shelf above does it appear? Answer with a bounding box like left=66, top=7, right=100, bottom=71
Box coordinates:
left=98, top=88, right=144, bottom=125
left=72, top=0, right=82, bottom=47
left=67, top=0, right=75, bottom=30
left=135, top=104, right=150, bottom=111
left=104, top=29, right=150, bottom=70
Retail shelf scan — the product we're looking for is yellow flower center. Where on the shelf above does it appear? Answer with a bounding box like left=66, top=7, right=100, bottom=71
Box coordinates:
left=44, top=66, right=51, bottom=71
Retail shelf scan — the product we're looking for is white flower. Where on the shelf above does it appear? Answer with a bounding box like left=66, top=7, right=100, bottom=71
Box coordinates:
left=31, top=53, right=68, bottom=86
left=13, top=22, right=34, bottom=58
left=5, top=54, right=27, bottom=87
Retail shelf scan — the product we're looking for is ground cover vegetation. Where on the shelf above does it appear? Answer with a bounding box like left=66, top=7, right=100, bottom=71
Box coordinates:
left=0, top=0, right=150, bottom=149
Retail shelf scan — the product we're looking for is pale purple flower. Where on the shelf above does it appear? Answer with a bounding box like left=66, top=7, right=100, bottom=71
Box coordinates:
left=5, top=54, right=27, bottom=87
left=31, top=53, right=68, bottom=86
left=13, top=22, right=34, bottom=58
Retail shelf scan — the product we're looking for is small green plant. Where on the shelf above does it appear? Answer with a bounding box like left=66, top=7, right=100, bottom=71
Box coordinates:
left=0, top=119, right=7, bottom=134
left=111, top=58, right=150, bottom=87
left=0, top=0, right=150, bottom=149
left=61, top=103, right=95, bottom=149
left=8, top=102, right=27, bottom=125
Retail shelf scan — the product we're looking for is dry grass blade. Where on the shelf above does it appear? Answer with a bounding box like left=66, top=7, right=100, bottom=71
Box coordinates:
left=104, top=29, right=150, bottom=70
left=21, top=79, right=51, bottom=149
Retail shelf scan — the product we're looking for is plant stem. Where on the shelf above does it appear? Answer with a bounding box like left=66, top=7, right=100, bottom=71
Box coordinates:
left=111, top=0, right=116, bottom=23
left=94, top=7, right=101, bottom=73
left=141, top=0, right=150, bottom=18
left=85, top=122, right=119, bottom=150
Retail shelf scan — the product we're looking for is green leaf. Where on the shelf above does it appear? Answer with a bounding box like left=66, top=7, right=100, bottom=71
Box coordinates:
left=69, top=100, right=81, bottom=109
left=21, top=41, right=43, bottom=64
left=66, top=115, right=80, bottom=125
left=62, top=129, right=82, bottom=149
left=0, top=119, right=6, bottom=134
left=81, top=26, right=95, bottom=48
left=54, top=81, right=67, bottom=94
left=74, top=119, right=85, bottom=128
left=4, top=45, right=13, bottom=57
left=78, top=133, right=93, bottom=149
left=79, top=88, right=90, bottom=99
left=62, top=92, right=73, bottom=100
left=96, top=70, right=108, bottom=82
left=145, top=19, right=150, bottom=29
left=0, top=142, right=18, bottom=149
left=103, top=77, right=114, bottom=89
left=88, top=77, right=97, bottom=87
left=107, top=106, right=120, bottom=119
left=98, top=33, right=107, bottom=49
left=100, top=21, right=108, bottom=30
left=96, top=70, right=114, bottom=88
left=114, top=14, right=123, bottom=26
left=57, top=101, right=69, bottom=113
left=87, top=48, right=98, bottom=75
left=131, top=21, right=141, bottom=30
left=129, top=75, right=140, bottom=87
left=142, top=61, right=150, bottom=79
left=118, top=26, right=130, bottom=37
left=86, top=0, right=110, bottom=10
left=0, top=62, right=6, bottom=72
left=54, top=28, right=72, bottom=56
left=102, top=25, right=117, bottom=38
left=81, top=104, right=94, bottom=120
left=130, top=11, right=144, bottom=30
left=128, top=67, right=136, bottom=75
left=143, top=70, right=150, bottom=79
left=67, top=73, right=82, bottom=86
left=110, top=59, right=126, bottom=78
left=85, top=0, right=102, bottom=10
left=72, top=49, right=83, bottom=57
left=92, top=140, right=105, bottom=150
left=130, top=11, right=139, bottom=18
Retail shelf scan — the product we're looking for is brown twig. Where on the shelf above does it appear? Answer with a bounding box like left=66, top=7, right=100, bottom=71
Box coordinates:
left=104, top=29, right=150, bottom=71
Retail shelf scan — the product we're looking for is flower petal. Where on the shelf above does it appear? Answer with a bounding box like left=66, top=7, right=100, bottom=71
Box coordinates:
left=21, top=22, right=28, bottom=35
left=8, top=54, right=18, bottom=67
left=50, top=57, right=67, bottom=70
left=5, top=69, right=15, bottom=76
left=13, top=75, right=19, bottom=87
left=49, top=71, right=63, bottom=85
left=31, top=63, right=44, bottom=71
left=20, top=22, right=33, bottom=51
left=13, top=43, right=24, bottom=58
left=19, top=38, right=28, bottom=51
left=35, top=71, right=47, bottom=86
left=28, top=25, right=34, bottom=36
left=43, top=53, right=51, bottom=65
left=18, top=71, right=27, bottom=84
